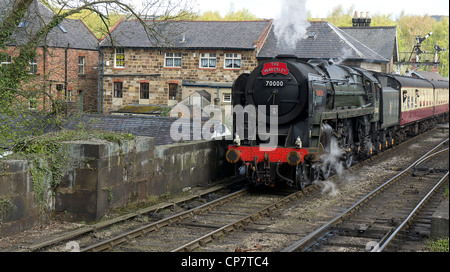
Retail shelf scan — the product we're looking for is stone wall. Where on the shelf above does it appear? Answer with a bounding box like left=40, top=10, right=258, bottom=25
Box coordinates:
left=101, top=48, right=258, bottom=112
left=0, top=137, right=232, bottom=236
left=0, top=160, right=39, bottom=236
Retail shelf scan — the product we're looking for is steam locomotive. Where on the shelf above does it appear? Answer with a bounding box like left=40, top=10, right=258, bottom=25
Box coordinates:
left=226, top=55, right=449, bottom=189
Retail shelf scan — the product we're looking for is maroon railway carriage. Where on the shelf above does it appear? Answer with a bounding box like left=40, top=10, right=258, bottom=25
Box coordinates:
left=395, top=76, right=449, bottom=132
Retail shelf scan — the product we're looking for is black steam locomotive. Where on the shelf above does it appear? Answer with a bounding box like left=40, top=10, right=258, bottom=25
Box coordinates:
left=226, top=55, right=449, bottom=189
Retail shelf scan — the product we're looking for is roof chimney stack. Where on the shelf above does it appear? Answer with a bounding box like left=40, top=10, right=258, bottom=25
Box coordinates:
left=364, top=12, right=371, bottom=27
left=352, top=11, right=359, bottom=27
left=352, top=11, right=371, bottom=28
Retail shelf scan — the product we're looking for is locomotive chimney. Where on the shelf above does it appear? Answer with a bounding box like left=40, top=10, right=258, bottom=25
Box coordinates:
left=276, top=54, right=298, bottom=62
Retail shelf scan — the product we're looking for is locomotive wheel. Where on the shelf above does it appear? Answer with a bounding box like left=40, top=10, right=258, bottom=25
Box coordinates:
left=344, top=152, right=353, bottom=169
left=295, top=164, right=308, bottom=190
left=321, top=161, right=331, bottom=180
left=312, top=165, right=320, bottom=181
left=341, top=119, right=354, bottom=169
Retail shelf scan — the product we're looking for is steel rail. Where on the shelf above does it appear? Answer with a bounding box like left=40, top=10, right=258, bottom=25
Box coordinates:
left=375, top=171, right=449, bottom=252
left=282, top=137, right=449, bottom=252
left=80, top=188, right=248, bottom=252
left=171, top=185, right=316, bottom=252
left=11, top=177, right=241, bottom=252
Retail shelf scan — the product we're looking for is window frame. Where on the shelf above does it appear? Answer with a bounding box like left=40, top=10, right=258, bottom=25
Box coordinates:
left=165, top=52, right=182, bottom=68
left=168, top=83, right=178, bottom=100
left=29, top=59, right=37, bottom=74
left=223, top=93, right=232, bottom=103
left=78, top=56, right=85, bottom=74
left=140, top=82, right=150, bottom=100
left=114, top=48, right=125, bottom=68
left=224, top=53, right=242, bottom=69
left=1, top=53, right=12, bottom=66
left=113, top=81, right=123, bottom=98
left=199, top=53, right=217, bottom=68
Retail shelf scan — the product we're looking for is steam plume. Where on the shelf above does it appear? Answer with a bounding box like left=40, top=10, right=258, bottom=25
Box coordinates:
left=274, top=0, right=310, bottom=52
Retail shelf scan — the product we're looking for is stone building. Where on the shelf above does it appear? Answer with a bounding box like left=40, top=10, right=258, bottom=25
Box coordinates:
left=0, top=0, right=100, bottom=112
left=98, top=20, right=272, bottom=113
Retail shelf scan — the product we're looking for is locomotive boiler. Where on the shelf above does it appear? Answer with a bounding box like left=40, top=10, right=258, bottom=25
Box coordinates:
left=225, top=55, right=449, bottom=189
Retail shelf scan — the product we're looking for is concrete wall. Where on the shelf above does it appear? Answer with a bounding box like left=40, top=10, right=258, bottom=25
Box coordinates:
left=0, top=160, right=39, bottom=236
left=0, top=137, right=232, bottom=236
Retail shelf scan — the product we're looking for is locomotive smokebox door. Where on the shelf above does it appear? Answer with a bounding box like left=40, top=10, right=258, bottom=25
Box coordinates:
left=245, top=60, right=309, bottom=125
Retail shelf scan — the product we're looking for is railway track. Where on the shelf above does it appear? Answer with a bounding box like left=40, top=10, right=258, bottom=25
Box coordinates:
left=6, top=128, right=448, bottom=252
left=282, top=138, right=449, bottom=252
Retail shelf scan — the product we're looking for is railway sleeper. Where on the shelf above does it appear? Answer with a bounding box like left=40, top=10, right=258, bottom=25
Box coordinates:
left=332, top=227, right=390, bottom=239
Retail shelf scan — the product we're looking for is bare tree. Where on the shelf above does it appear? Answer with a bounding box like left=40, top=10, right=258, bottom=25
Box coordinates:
left=0, top=0, right=196, bottom=147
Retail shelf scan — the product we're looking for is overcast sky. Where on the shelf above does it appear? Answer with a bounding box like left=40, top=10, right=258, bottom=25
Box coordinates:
left=193, top=0, right=449, bottom=19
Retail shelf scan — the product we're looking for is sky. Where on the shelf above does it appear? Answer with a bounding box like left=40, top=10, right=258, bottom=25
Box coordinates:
left=193, top=0, right=449, bottom=19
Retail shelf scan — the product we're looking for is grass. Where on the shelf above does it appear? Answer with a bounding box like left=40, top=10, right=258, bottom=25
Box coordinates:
left=2, top=129, right=135, bottom=160
left=427, top=237, right=449, bottom=252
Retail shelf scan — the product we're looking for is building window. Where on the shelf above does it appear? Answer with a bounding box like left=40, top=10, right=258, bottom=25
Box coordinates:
left=224, top=53, right=241, bottom=69
left=56, top=84, right=64, bottom=92
left=1, top=53, right=12, bottom=65
left=29, top=97, right=37, bottom=109
left=165, top=53, right=182, bottom=68
left=169, top=83, right=178, bottom=100
left=200, top=53, right=216, bottom=68
left=18, top=21, right=29, bottom=27
left=140, top=82, right=149, bottom=99
left=29, top=59, right=37, bottom=74
left=223, top=93, right=231, bottom=103
left=114, top=82, right=123, bottom=98
left=66, top=89, right=72, bottom=101
left=115, top=48, right=125, bottom=68
left=78, top=56, right=85, bottom=74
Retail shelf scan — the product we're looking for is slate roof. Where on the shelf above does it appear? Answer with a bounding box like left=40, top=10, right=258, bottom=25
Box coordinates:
left=410, top=71, right=449, bottom=82
left=100, top=20, right=272, bottom=50
left=340, top=26, right=397, bottom=61
left=63, top=114, right=219, bottom=146
left=3, top=0, right=98, bottom=50
left=258, top=21, right=388, bottom=63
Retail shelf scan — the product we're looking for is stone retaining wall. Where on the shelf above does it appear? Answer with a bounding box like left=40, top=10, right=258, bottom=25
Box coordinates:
left=0, top=137, right=232, bottom=236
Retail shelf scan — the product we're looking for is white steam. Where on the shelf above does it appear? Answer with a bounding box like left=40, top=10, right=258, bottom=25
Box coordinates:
left=315, top=138, right=346, bottom=197
left=321, top=138, right=345, bottom=177
left=274, top=0, right=310, bottom=52
left=329, top=47, right=354, bottom=65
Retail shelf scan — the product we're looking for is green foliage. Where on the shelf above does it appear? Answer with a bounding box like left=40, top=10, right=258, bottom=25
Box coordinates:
left=0, top=194, right=15, bottom=223
left=12, top=134, right=68, bottom=208
left=65, top=9, right=123, bottom=39
left=196, top=8, right=259, bottom=21
left=323, top=6, right=449, bottom=78
left=4, top=129, right=136, bottom=212
left=323, top=5, right=353, bottom=27
left=427, top=237, right=449, bottom=252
